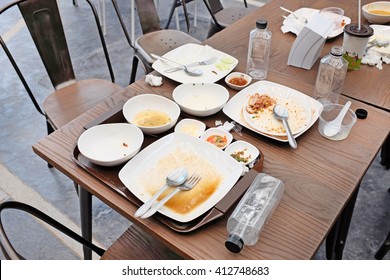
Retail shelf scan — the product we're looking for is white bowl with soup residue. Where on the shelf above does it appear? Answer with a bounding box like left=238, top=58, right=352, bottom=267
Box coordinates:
left=123, top=94, right=180, bottom=134
left=172, top=83, right=229, bottom=117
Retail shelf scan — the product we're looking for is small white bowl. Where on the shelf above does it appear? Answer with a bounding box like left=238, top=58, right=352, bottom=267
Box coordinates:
left=174, top=118, right=206, bottom=138
left=225, top=72, right=252, bottom=91
left=200, top=127, right=233, bottom=149
left=172, top=83, right=229, bottom=117
left=78, top=123, right=144, bottom=166
left=224, top=140, right=259, bottom=166
left=123, top=94, right=180, bottom=134
left=362, top=2, right=390, bottom=24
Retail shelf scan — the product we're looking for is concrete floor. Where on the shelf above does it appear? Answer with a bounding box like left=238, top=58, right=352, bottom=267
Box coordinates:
left=0, top=0, right=389, bottom=260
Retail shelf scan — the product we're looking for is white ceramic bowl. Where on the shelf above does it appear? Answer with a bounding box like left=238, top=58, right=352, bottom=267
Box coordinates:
left=78, top=123, right=144, bottom=166
left=174, top=118, right=206, bottom=138
left=224, top=140, right=259, bottom=166
left=123, top=94, right=180, bottom=134
left=362, top=1, right=390, bottom=24
left=172, top=83, right=229, bottom=117
left=224, top=72, right=252, bottom=90
left=200, top=127, right=233, bottom=149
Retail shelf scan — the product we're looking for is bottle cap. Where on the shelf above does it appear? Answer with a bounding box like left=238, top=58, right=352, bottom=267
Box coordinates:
left=355, top=108, right=368, bottom=119
left=225, top=234, right=244, bottom=253
left=256, top=19, right=267, bottom=29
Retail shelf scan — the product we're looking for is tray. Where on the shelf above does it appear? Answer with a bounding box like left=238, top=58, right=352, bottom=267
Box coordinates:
left=71, top=102, right=264, bottom=232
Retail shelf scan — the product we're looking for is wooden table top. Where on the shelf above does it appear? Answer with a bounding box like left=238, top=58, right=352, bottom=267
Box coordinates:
left=33, top=0, right=390, bottom=259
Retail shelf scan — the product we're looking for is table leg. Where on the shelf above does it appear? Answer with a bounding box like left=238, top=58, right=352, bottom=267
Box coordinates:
left=79, top=186, right=92, bottom=260
left=380, top=133, right=389, bottom=170
left=325, top=184, right=360, bottom=259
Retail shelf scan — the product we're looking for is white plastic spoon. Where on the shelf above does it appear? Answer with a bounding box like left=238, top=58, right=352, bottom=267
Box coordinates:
left=324, top=101, right=352, bottom=137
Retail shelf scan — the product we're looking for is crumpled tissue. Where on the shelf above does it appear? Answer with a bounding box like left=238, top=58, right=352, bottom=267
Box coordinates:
left=362, top=50, right=390, bottom=70
left=145, top=74, right=163, bottom=86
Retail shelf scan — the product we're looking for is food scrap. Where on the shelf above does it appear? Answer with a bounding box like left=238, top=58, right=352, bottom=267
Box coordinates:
left=246, top=93, right=276, bottom=114
left=230, top=148, right=252, bottom=163
left=122, top=142, right=128, bottom=147
left=206, top=135, right=228, bottom=148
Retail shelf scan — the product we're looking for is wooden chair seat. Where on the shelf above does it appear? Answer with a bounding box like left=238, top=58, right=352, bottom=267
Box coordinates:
left=101, top=225, right=182, bottom=260
left=43, top=79, right=123, bottom=129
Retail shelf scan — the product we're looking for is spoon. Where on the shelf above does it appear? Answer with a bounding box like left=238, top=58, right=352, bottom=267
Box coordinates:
left=151, top=53, right=203, bottom=76
left=273, top=104, right=297, bottom=149
left=323, top=101, right=351, bottom=137
left=134, top=168, right=188, bottom=217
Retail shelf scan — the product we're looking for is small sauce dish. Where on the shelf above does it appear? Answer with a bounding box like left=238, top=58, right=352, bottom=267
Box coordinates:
left=225, top=140, right=259, bottom=166
left=201, top=128, right=233, bottom=149
left=174, top=118, right=206, bottom=138
left=225, top=72, right=252, bottom=91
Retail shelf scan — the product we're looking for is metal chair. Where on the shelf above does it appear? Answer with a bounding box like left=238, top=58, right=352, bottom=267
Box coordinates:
left=0, top=0, right=123, bottom=259
left=165, top=0, right=194, bottom=31
left=0, top=200, right=181, bottom=260
left=202, top=0, right=254, bottom=38
left=111, top=0, right=201, bottom=84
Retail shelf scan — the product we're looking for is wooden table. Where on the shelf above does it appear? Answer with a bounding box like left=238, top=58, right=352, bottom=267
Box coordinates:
left=33, top=0, right=390, bottom=259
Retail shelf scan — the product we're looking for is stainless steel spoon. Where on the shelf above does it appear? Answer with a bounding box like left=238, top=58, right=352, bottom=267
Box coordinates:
left=164, top=57, right=216, bottom=73
left=151, top=53, right=203, bottom=76
left=134, top=168, right=188, bottom=217
left=273, top=104, right=297, bottom=149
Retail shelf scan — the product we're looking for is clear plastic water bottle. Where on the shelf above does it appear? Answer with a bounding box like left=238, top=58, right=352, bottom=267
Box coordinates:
left=314, top=45, right=348, bottom=105
left=225, top=173, right=284, bottom=253
left=246, top=19, right=272, bottom=80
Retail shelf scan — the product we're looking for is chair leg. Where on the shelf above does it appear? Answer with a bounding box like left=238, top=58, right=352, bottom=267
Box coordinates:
left=46, top=120, right=55, bottom=168
left=375, top=231, right=390, bottom=260
left=165, top=0, right=178, bottom=29
left=129, top=56, right=139, bottom=84
left=79, top=186, right=92, bottom=260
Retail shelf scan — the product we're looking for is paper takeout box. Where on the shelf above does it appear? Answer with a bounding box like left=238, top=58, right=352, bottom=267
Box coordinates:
left=288, top=13, right=334, bottom=70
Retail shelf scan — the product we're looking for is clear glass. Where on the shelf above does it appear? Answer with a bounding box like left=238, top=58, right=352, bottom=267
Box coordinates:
left=246, top=22, right=272, bottom=80
left=226, top=173, right=284, bottom=248
left=314, top=45, right=348, bottom=105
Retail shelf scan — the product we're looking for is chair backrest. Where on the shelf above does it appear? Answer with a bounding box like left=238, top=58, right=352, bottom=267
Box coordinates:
left=0, top=0, right=114, bottom=115
left=203, top=0, right=224, bottom=15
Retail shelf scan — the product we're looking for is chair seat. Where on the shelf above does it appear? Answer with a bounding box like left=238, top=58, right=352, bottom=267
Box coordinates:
left=135, top=29, right=201, bottom=67
left=214, top=7, right=253, bottom=28
left=43, top=79, right=123, bottom=129
left=101, top=224, right=182, bottom=260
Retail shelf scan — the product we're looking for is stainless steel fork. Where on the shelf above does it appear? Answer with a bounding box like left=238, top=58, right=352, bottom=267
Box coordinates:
left=140, top=173, right=202, bottom=219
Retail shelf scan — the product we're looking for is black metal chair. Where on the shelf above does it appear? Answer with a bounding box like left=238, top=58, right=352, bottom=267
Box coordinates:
left=0, top=200, right=105, bottom=260
left=0, top=0, right=123, bottom=259
left=165, top=0, right=194, bottom=31
left=202, top=0, right=255, bottom=38
left=0, top=200, right=180, bottom=260
left=111, top=0, right=201, bottom=84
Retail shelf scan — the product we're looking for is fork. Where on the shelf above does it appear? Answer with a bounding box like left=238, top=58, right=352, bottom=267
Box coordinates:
left=164, top=57, right=216, bottom=73
left=140, top=173, right=202, bottom=219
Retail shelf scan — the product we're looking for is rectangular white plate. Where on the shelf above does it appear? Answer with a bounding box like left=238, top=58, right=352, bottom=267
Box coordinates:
left=119, top=132, right=242, bottom=223
left=152, top=43, right=238, bottom=84
left=223, top=81, right=323, bottom=142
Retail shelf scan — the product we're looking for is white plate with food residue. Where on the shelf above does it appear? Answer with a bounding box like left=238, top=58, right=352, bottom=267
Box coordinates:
left=119, top=132, right=242, bottom=222
left=78, top=123, right=144, bottom=166
left=152, top=43, right=238, bottom=84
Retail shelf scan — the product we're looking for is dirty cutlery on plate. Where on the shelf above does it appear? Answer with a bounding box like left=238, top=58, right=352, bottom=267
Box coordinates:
left=134, top=168, right=188, bottom=217
left=151, top=53, right=203, bottom=76
left=141, top=173, right=202, bottom=219
left=273, top=104, right=297, bottom=149
left=280, top=6, right=308, bottom=24
left=164, top=57, right=216, bottom=73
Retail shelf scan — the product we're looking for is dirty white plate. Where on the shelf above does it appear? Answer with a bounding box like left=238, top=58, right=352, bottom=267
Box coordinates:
left=281, top=7, right=351, bottom=39
left=119, top=132, right=242, bottom=222
left=152, top=43, right=238, bottom=84
left=223, top=81, right=323, bottom=142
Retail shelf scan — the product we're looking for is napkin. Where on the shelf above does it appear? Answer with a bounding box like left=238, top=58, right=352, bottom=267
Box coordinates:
left=145, top=74, right=163, bottom=86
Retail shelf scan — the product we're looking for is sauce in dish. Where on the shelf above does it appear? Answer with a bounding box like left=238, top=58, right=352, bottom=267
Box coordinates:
left=134, top=109, right=171, bottom=127
left=369, top=9, right=390, bottom=15
left=228, top=76, right=248, bottom=86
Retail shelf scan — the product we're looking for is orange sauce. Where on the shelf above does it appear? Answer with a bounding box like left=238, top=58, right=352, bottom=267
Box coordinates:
left=157, top=177, right=221, bottom=214
left=228, top=76, right=248, bottom=86
left=369, top=9, right=390, bottom=15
